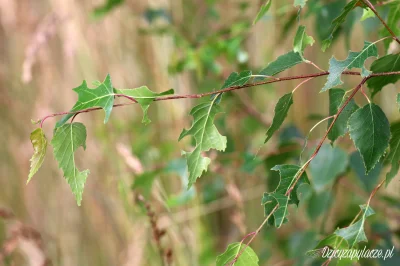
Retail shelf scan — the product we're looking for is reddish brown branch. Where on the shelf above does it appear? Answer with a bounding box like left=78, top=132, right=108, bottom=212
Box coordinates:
left=39, top=70, right=400, bottom=127
left=361, top=0, right=400, bottom=45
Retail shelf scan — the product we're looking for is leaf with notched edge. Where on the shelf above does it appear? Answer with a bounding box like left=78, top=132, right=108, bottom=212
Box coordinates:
left=51, top=122, right=89, bottom=206
left=348, top=103, right=390, bottom=174
left=322, top=41, right=378, bottom=92
left=115, top=87, right=174, bottom=125
left=28, top=128, right=47, bottom=183
left=179, top=96, right=227, bottom=188
left=262, top=165, right=309, bottom=228
left=293, top=25, right=314, bottom=59
left=335, top=205, right=375, bottom=248
left=56, top=74, right=114, bottom=128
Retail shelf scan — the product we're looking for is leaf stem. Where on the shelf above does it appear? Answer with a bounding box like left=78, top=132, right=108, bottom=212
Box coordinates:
left=361, top=0, right=400, bottom=45
left=39, top=70, right=392, bottom=127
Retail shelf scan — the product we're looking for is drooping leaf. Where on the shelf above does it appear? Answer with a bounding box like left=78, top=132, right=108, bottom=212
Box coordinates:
left=92, top=0, right=124, bottom=18
left=335, top=204, right=375, bottom=248
left=115, top=87, right=174, bottom=124
left=264, top=93, right=293, bottom=144
left=293, top=25, right=314, bottom=59
left=322, top=0, right=360, bottom=51
left=216, top=242, right=259, bottom=266
left=366, top=53, right=400, bottom=97
left=179, top=97, right=227, bottom=188
left=262, top=165, right=309, bottom=228
left=253, top=0, right=272, bottom=25
left=348, top=103, right=390, bottom=174
left=220, top=70, right=252, bottom=89
left=309, top=144, right=348, bottom=191
left=350, top=151, right=381, bottom=192
left=56, top=74, right=114, bottom=128
left=51, top=123, right=89, bottom=206
left=380, top=1, right=400, bottom=50
left=322, top=41, right=378, bottom=92
left=306, top=234, right=349, bottom=258
left=28, top=128, right=47, bottom=183
left=327, top=89, right=359, bottom=143
left=256, top=52, right=303, bottom=81
left=294, top=0, right=308, bottom=8
left=165, top=159, right=196, bottom=208
left=385, top=122, right=400, bottom=186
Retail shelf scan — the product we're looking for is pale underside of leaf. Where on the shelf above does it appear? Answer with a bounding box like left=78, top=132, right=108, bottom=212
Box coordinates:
left=28, top=128, right=48, bottom=183
left=179, top=97, right=227, bottom=188
left=335, top=205, right=375, bottom=248
left=115, top=86, right=174, bottom=124
left=322, top=41, right=378, bottom=92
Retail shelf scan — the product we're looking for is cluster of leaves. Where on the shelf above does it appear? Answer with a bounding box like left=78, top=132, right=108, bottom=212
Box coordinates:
left=27, top=0, right=400, bottom=265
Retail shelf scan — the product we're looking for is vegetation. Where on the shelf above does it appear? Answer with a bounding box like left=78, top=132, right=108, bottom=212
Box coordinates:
left=1, top=0, right=400, bottom=265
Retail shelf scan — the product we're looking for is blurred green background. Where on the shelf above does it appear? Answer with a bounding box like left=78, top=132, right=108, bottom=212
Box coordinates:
left=0, top=0, right=399, bottom=265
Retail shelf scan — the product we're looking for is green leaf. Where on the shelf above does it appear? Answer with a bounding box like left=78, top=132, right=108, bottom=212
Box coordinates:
left=51, top=123, right=89, bottom=206
left=28, top=128, right=47, bottom=183
left=398, top=93, right=400, bottom=111
left=92, top=0, right=124, bottom=18
left=220, top=70, right=252, bottom=89
left=334, top=204, right=375, bottom=248
left=253, top=0, right=272, bottom=25
left=327, top=89, right=359, bottom=143
left=322, top=0, right=360, bottom=51
left=306, top=234, right=349, bottom=258
left=398, top=94, right=400, bottom=111
left=360, top=8, right=375, bottom=21
left=179, top=97, right=227, bottom=188
left=115, top=87, right=174, bottom=124
left=350, top=151, right=381, bottom=192
left=216, top=242, right=259, bottom=266
left=309, top=144, right=348, bottom=191
left=56, top=74, right=114, bottom=128
left=380, top=2, right=400, bottom=50
left=131, top=170, right=160, bottom=197
left=322, top=41, right=378, bottom=92
left=293, top=25, right=314, bottom=60
left=294, top=0, right=308, bottom=8
left=264, top=93, right=293, bottom=144
left=306, top=191, right=333, bottom=220
left=348, top=103, right=390, bottom=174
left=386, top=122, right=400, bottom=186
left=366, top=53, right=400, bottom=97
left=257, top=52, right=303, bottom=81
left=262, top=165, right=309, bottom=228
